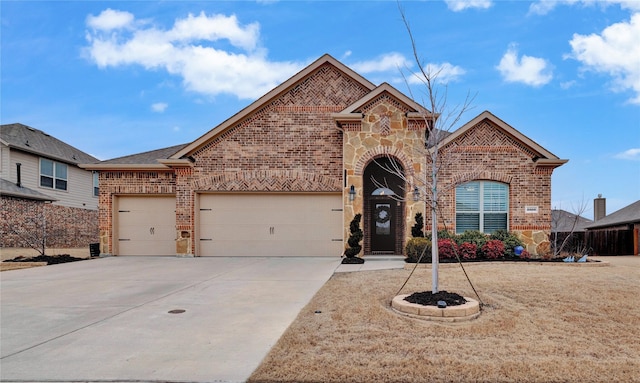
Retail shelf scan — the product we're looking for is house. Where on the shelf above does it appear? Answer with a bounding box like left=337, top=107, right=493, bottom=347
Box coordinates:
left=0, top=123, right=99, bottom=250
left=82, top=54, right=567, bottom=257
left=585, top=199, right=640, bottom=255
left=551, top=209, right=593, bottom=232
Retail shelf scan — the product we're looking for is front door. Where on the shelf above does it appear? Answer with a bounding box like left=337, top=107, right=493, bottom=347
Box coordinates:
left=370, top=198, right=396, bottom=253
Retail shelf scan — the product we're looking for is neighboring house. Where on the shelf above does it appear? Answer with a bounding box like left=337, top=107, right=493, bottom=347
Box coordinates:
left=585, top=200, right=640, bottom=256
left=551, top=209, right=593, bottom=232
left=83, top=54, right=567, bottom=257
left=0, top=123, right=99, bottom=249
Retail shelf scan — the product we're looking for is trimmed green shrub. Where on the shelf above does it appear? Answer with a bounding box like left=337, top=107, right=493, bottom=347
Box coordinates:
left=411, top=212, right=425, bottom=238
left=405, top=237, right=431, bottom=263
left=457, top=230, right=488, bottom=258
left=489, top=230, right=524, bottom=257
left=459, top=242, right=477, bottom=260
left=482, top=239, right=505, bottom=259
left=438, top=238, right=458, bottom=260
left=344, top=214, right=363, bottom=258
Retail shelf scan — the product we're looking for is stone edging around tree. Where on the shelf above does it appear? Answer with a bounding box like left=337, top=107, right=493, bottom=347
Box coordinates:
left=392, top=295, right=480, bottom=322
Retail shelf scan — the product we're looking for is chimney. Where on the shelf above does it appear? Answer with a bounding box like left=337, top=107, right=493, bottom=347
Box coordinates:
left=16, top=163, right=22, bottom=187
left=594, top=194, right=606, bottom=221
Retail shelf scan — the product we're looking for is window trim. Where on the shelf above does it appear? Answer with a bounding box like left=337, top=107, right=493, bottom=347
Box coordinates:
left=455, top=180, right=509, bottom=234
left=40, top=158, right=68, bottom=191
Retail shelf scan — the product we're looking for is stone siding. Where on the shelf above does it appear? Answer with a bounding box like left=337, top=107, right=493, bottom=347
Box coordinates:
left=1, top=195, right=98, bottom=249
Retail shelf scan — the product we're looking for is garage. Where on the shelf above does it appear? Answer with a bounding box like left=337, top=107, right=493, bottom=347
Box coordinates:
left=115, top=196, right=176, bottom=256
left=197, top=193, right=343, bottom=256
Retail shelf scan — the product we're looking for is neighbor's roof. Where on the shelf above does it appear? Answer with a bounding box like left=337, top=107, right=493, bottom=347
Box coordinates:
left=0, top=178, right=56, bottom=202
left=551, top=209, right=593, bottom=232
left=81, top=143, right=189, bottom=170
left=1, top=123, right=98, bottom=165
left=586, top=200, right=640, bottom=229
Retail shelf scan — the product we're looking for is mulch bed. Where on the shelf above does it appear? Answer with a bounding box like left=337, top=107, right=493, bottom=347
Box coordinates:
left=404, top=290, right=467, bottom=306
left=3, top=254, right=90, bottom=265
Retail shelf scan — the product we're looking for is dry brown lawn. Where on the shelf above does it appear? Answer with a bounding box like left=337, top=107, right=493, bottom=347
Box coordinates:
left=249, top=259, right=640, bottom=383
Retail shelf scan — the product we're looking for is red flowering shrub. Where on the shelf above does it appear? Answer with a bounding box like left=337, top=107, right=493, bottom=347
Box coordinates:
left=520, top=249, right=531, bottom=259
left=438, top=239, right=458, bottom=260
left=459, top=242, right=477, bottom=260
left=482, top=239, right=505, bottom=259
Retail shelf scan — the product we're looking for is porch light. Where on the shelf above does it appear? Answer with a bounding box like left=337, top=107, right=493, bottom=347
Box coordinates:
left=413, top=187, right=420, bottom=202
left=349, top=185, right=356, bottom=202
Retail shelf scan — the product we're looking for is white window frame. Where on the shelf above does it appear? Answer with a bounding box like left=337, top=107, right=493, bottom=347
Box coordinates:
left=40, top=158, right=68, bottom=191
left=455, top=181, right=509, bottom=234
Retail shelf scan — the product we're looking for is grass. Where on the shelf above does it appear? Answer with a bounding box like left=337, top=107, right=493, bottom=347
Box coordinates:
left=248, top=260, right=640, bottom=383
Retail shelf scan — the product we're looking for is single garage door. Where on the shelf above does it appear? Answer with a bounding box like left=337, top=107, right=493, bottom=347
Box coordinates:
left=116, top=196, right=176, bottom=256
left=198, top=193, right=343, bottom=256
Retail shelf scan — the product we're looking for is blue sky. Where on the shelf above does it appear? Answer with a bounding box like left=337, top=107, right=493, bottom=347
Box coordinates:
left=2, top=0, right=639, bottom=217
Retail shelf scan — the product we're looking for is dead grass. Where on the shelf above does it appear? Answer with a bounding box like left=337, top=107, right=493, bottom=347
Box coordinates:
left=249, top=261, right=640, bottom=383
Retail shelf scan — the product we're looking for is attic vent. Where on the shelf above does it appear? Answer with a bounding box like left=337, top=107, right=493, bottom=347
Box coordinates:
left=72, top=154, right=77, bottom=160
left=25, top=140, right=30, bottom=146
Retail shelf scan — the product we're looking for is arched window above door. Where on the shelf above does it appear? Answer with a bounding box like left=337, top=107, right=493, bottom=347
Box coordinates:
left=371, top=187, right=395, bottom=196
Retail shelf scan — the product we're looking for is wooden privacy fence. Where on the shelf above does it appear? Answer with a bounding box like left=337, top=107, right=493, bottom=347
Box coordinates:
left=552, top=229, right=636, bottom=256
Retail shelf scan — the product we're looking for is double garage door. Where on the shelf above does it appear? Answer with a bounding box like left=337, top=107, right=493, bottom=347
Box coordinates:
left=115, top=194, right=343, bottom=256
left=198, top=193, right=343, bottom=256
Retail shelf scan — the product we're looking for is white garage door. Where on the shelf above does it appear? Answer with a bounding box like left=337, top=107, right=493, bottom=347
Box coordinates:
left=116, top=196, right=176, bottom=256
left=198, top=193, right=343, bottom=256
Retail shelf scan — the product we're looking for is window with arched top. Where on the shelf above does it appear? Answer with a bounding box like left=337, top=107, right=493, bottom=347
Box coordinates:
left=455, top=181, right=508, bottom=234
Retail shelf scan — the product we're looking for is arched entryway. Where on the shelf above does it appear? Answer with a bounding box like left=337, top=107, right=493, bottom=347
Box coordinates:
left=363, top=156, right=405, bottom=255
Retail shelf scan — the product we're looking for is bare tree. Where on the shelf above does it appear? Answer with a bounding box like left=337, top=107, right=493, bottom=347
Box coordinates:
left=8, top=202, right=49, bottom=256
left=378, top=2, right=476, bottom=293
left=551, top=198, right=590, bottom=257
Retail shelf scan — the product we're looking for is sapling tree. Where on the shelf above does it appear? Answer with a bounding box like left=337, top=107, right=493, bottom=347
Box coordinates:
left=551, top=198, right=589, bottom=257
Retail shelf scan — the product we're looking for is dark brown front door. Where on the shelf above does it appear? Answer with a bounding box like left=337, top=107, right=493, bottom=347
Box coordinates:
left=370, top=198, right=395, bottom=252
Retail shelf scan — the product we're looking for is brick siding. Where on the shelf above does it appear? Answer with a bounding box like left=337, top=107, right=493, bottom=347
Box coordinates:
left=1, top=195, right=98, bottom=249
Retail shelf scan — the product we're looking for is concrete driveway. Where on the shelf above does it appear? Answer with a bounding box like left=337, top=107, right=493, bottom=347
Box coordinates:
left=0, top=256, right=342, bottom=383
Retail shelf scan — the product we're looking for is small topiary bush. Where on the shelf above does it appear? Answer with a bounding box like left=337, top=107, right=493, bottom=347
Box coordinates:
left=482, top=239, right=505, bottom=259
left=438, top=238, right=458, bottom=260
left=411, top=212, right=425, bottom=238
left=459, top=242, right=477, bottom=260
left=405, top=237, right=431, bottom=263
left=490, top=230, right=524, bottom=257
left=344, top=214, right=363, bottom=258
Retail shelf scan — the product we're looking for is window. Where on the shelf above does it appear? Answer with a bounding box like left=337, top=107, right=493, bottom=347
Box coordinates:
left=40, top=158, right=67, bottom=191
left=456, top=181, right=508, bottom=234
left=93, top=172, right=99, bottom=197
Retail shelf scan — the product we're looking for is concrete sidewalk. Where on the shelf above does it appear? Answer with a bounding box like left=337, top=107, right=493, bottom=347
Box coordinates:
left=0, top=256, right=342, bottom=383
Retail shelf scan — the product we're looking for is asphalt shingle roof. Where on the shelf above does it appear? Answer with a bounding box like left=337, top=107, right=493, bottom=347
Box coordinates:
left=96, top=143, right=189, bottom=165
left=586, top=200, right=640, bottom=229
left=551, top=209, right=593, bottom=232
left=1, top=123, right=98, bottom=165
left=0, top=178, right=56, bottom=201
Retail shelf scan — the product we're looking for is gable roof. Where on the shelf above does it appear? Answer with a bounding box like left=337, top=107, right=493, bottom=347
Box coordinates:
left=337, top=82, right=429, bottom=115
left=170, top=54, right=376, bottom=160
left=585, top=200, right=640, bottom=229
left=551, top=209, right=593, bottom=232
left=1, top=123, right=98, bottom=165
left=439, top=111, right=568, bottom=167
left=81, top=143, right=189, bottom=170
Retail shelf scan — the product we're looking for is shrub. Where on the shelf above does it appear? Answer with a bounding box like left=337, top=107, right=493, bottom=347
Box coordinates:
left=490, top=230, right=524, bottom=257
left=411, top=212, right=424, bottom=238
left=457, top=230, right=487, bottom=258
left=438, top=238, right=458, bottom=260
left=344, top=214, right=363, bottom=258
left=459, top=242, right=477, bottom=260
left=405, top=237, right=431, bottom=263
left=482, top=239, right=505, bottom=259
left=426, top=230, right=456, bottom=241
left=520, top=249, right=531, bottom=259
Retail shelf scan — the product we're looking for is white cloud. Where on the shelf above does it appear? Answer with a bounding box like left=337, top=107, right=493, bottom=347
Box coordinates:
left=496, top=44, right=553, bottom=87
left=529, top=0, right=640, bottom=15
left=151, top=102, right=168, bottom=113
left=568, top=13, right=640, bottom=104
left=615, top=148, right=640, bottom=160
left=86, top=8, right=134, bottom=31
left=350, top=52, right=413, bottom=73
left=84, top=10, right=303, bottom=100
left=444, top=0, right=493, bottom=12
left=409, top=62, right=467, bottom=84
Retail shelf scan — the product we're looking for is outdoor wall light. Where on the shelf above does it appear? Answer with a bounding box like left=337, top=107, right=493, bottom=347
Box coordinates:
left=349, top=185, right=356, bottom=202
left=413, top=187, right=420, bottom=202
